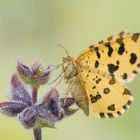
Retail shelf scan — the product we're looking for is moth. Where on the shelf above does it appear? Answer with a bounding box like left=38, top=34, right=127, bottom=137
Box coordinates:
left=57, top=31, right=140, bottom=118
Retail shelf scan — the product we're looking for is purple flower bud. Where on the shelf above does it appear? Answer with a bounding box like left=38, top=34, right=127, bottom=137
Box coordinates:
left=31, top=66, right=51, bottom=87
left=60, top=97, right=75, bottom=108
left=36, top=104, right=62, bottom=123
left=35, top=88, right=77, bottom=126
left=42, top=88, right=59, bottom=107
left=0, top=102, right=28, bottom=116
left=17, top=61, right=31, bottom=77
left=9, top=74, right=31, bottom=105
left=18, top=106, right=37, bottom=129
left=17, top=61, right=32, bottom=84
left=17, top=60, right=51, bottom=88
left=36, top=89, right=62, bottom=123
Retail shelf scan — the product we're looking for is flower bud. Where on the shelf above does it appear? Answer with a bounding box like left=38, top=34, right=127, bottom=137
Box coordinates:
left=0, top=102, right=28, bottom=116
left=17, top=60, right=51, bottom=89
left=18, top=106, right=37, bottom=129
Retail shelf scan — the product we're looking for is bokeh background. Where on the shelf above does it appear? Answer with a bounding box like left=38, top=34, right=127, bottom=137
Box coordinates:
left=0, top=0, right=140, bottom=140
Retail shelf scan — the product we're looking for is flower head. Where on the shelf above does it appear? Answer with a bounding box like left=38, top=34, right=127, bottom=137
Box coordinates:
left=0, top=74, right=77, bottom=129
left=17, top=60, right=51, bottom=89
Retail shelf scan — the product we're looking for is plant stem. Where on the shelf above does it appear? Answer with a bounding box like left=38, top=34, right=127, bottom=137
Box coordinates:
left=32, top=88, right=38, bottom=104
left=32, top=87, right=42, bottom=140
left=33, top=128, right=42, bottom=140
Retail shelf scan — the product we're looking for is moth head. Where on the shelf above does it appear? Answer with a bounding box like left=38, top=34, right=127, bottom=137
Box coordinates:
left=63, top=56, right=74, bottom=63
left=62, top=57, right=78, bottom=81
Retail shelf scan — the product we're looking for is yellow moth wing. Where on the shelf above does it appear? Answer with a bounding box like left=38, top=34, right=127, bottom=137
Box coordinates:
left=79, top=69, right=134, bottom=118
left=76, top=32, right=140, bottom=84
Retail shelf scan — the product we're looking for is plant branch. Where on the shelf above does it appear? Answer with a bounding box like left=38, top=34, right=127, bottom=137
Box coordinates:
left=32, top=87, right=42, bottom=140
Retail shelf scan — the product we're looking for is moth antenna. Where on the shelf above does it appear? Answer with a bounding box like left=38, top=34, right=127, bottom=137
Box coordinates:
left=56, top=43, right=70, bottom=57
left=47, top=35, right=70, bottom=56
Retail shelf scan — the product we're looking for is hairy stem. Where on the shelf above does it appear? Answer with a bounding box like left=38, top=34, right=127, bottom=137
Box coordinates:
left=32, top=88, right=38, bottom=104
left=33, top=128, right=42, bottom=140
left=32, top=87, right=42, bottom=140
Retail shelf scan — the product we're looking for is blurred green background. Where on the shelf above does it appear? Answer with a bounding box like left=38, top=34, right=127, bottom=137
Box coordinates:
left=0, top=0, right=140, bottom=140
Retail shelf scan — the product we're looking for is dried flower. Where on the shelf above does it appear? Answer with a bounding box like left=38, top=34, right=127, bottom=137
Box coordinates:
left=0, top=74, right=77, bottom=129
left=17, top=60, right=51, bottom=89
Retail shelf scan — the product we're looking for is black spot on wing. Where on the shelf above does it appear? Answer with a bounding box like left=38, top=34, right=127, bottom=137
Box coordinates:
left=117, top=111, right=122, bottom=116
left=116, top=60, right=120, bottom=65
left=109, top=77, right=116, bottom=85
left=137, top=63, right=140, bottom=68
left=100, top=113, right=105, bottom=118
left=90, top=96, right=97, bottom=103
left=98, top=40, right=104, bottom=44
left=89, top=45, right=94, bottom=49
left=116, top=38, right=123, bottom=45
left=108, top=64, right=119, bottom=74
left=127, top=100, right=132, bottom=106
left=95, top=60, right=99, bottom=68
left=90, top=94, right=102, bottom=103
left=105, top=42, right=113, bottom=57
left=103, top=88, right=110, bottom=94
left=130, top=53, right=137, bottom=64
left=133, top=70, right=138, bottom=74
left=122, top=101, right=133, bottom=111
left=96, top=94, right=102, bottom=100
left=122, top=73, right=128, bottom=80
left=119, top=31, right=126, bottom=37
left=122, top=88, right=132, bottom=96
left=107, top=113, right=114, bottom=118
left=118, top=43, right=125, bottom=55
left=94, top=48, right=101, bottom=59
left=92, top=86, right=96, bottom=89
left=95, top=78, right=101, bottom=84
left=107, top=104, right=115, bottom=111
left=132, top=33, right=140, bottom=42
left=107, top=36, right=113, bottom=42
left=122, top=105, right=127, bottom=110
